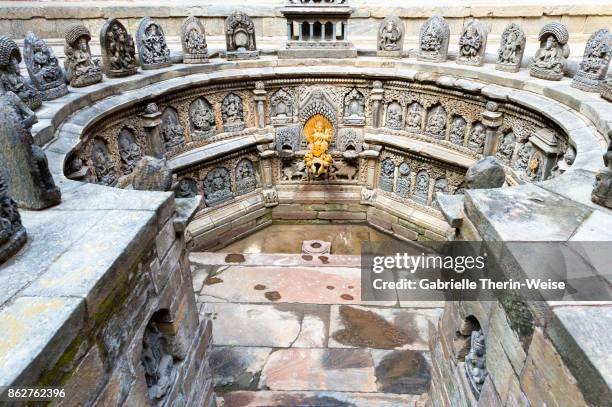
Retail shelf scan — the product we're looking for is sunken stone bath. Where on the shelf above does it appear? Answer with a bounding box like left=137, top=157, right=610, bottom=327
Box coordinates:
left=0, top=1, right=611, bottom=407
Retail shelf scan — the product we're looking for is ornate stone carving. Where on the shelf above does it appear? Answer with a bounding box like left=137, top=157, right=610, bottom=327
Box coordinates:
left=0, top=171, right=26, bottom=265
left=0, top=36, right=41, bottom=109
left=337, top=128, right=363, bottom=153
left=100, top=18, right=138, bottom=77
left=514, top=141, right=534, bottom=172
left=271, top=89, right=294, bottom=125
left=142, top=320, right=176, bottom=402
left=222, top=93, right=245, bottom=133
left=418, top=15, right=450, bottom=63
left=549, top=144, right=576, bottom=178
left=0, top=91, right=60, bottom=209
left=330, top=160, right=358, bottom=181
left=63, top=24, right=102, bottom=87
left=343, top=88, right=365, bottom=125
left=496, top=23, right=526, bottom=73
left=235, top=159, right=258, bottom=195
left=176, top=178, right=198, bottom=198
left=203, top=167, right=233, bottom=207
left=225, top=10, right=259, bottom=60
left=468, top=122, right=486, bottom=154
left=182, top=16, right=209, bottom=64
left=275, top=126, right=300, bottom=157
left=377, top=15, right=404, bottom=57
left=262, top=187, right=278, bottom=207
left=572, top=28, right=611, bottom=92
left=189, top=98, right=216, bottom=140
left=496, top=131, right=516, bottom=163
left=136, top=17, right=172, bottom=70
left=602, top=74, right=612, bottom=102
left=379, top=158, right=395, bottom=192
left=396, top=162, right=411, bottom=198
left=385, top=101, right=403, bottom=130
left=450, top=116, right=467, bottom=145
left=406, top=102, right=423, bottom=132
left=426, top=105, right=447, bottom=139
left=530, top=22, right=570, bottom=81
left=304, top=115, right=333, bottom=178
left=161, top=107, right=185, bottom=151
left=117, top=128, right=142, bottom=175
left=592, top=135, right=612, bottom=208
left=91, top=138, right=117, bottom=186
left=22, top=32, right=67, bottom=101
left=457, top=19, right=488, bottom=67
left=299, top=88, right=337, bottom=135
left=414, top=170, right=430, bottom=204
left=466, top=156, right=505, bottom=189
left=464, top=330, right=487, bottom=398
left=281, top=159, right=307, bottom=181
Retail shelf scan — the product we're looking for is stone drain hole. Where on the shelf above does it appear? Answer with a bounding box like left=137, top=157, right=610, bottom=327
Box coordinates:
left=301, top=240, right=331, bottom=255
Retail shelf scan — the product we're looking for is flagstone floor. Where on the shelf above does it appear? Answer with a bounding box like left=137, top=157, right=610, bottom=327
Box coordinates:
left=192, top=235, right=442, bottom=407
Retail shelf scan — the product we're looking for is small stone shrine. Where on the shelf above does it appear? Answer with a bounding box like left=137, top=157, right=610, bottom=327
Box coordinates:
left=377, top=15, right=404, bottom=57
left=0, top=35, right=41, bottom=109
left=418, top=14, right=450, bottom=62
left=182, top=16, right=209, bottom=64
left=496, top=23, right=526, bottom=72
left=23, top=31, right=67, bottom=101
left=530, top=22, right=570, bottom=81
left=99, top=18, right=138, bottom=77
left=225, top=10, right=259, bottom=60
left=63, top=23, right=102, bottom=87
left=136, top=17, right=172, bottom=69
left=572, top=28, right=611, bottom=92
left=457, top=18, right=488, bottom=66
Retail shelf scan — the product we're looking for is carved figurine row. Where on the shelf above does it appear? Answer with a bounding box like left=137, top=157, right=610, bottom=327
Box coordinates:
left=377, top=15, right=611, bottom=91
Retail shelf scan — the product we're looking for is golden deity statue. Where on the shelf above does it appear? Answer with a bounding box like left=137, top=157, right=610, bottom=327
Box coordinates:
left=303, top=114, right=333, bottom=177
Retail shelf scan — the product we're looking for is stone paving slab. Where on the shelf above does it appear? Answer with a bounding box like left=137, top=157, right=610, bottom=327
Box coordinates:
left=329, top=305, right=442, bottom=351
left=191, top=252, right=362, bottom=268
left=210, top=346, right=273, bottom=390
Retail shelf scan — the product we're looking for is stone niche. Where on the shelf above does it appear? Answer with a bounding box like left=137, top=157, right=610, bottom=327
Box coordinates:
left=279, top=0, right=357, bottom=59
left=225, top=10, right=259, bottom=60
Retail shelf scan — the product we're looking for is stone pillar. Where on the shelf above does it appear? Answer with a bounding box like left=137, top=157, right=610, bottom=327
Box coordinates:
left=287, top=22, right=292, bottom=41
left=360, top=146, right=381, bottom=205
left=253, top=82, right=267, bottom=128
left=371, top=81, right=384, bottom=128
left=258, top=149, right=278, bottom=207
left=481, top=101, right=503, bottom=157
left=299, top=22, right=303, bottom=41
left=309, top=22, right=314, bottom=41
left=141, top=103, right=165, bottom=158
left=332, top=22, right=337, bottom=41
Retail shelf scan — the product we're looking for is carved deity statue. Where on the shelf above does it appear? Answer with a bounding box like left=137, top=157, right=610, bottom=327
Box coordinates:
left=514, top=142, right=534, bottom=172
left=271, top=89, right=294, bottom=124
left=572, top=28, right=611, bottom=92
left=225, top=10, right=259, bottom=60
left=222, top=93, right=245, bottom=132
left=142, top=323, right=175, bottom=402
left=189, top=98, right=216, bottom=140
left=396, top=162, right=411, bottom=198
left=496, top=132, right=516, bottom=163
left=23, top=32, right=67, bottom=101
left=117, top=129, right=142, bottom=175
left=137, top=17, right=172, bottom=70
left=450, top=116, right=467, bottom=145
left=406, top=102, right=423, bottom=131
left=303, top=115, right=333, bottom=178
left=160, top=108, right=185, bottom=151
left=592, top=135, right=612, bottom=209
left=182, top=16, right=209, bottom=64
left=0, top=36, right=41, bottom=110
left=203, top=167, right=233, bottom=206
left=414, top=170, right=430, bottom=204
left=530, top=22, right=570, bottom=81
left=0, top=91, right=60, bottom=209
left=496, top=23, right=526, bottom=72
left=457, top=19, right=488, bottom=66
left=549, top=145, right=576, bottom=178
left=379, top=159, right=395, bottom=192
left=464, top=330, right=487, bottom=397
left=468, top=123, right=486, bottom=154
left=64, top=24, right=103, bottom=87
left=377, top=16, right=404, bottom=55
left=100, top=18, right=138, bottom=77
left=418, top=15, right=450, bottom=62
left=385, top=102, right=403, bottom=130
left=91, top=139, right=117, bottom=186
left=176, top=178, right=198, bottom=198
left=0, top=170, right=27, bottom=264
left=343, top=88, right=365, bottom=125
left=426, top=105, right=447, bottom=139
left=235, top=159, right=257, bottom=194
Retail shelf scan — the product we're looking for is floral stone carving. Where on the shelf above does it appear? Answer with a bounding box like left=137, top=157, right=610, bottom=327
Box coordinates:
left=222, top=93, right=245, bottom=133
left=457, top=19, right=488, bottom=67
left=377, top=15, right=404, bottom=57
left=418, top=15, right=450, bottom=63
left=271, top=89, right=294, bottom=125
left=23, top=31, right=67, bottom=101
left=343, top=88, right=365, bottom=125
left=572, top=28, right=611, bottom=92
left=496, top=23, right=526, bottom=73
left=0, top=170, right=26, bottom=265
left=465, top=330, right=487, bottom=398
left=161, top=107, right=185, bottom=151
left=592, top=135, right=612, bottom=209
left=137, top=17, right=172, bottom=70
left=0, top=35, right=42, bottom=110
left=235, top=159, right=258, bottom=195
left=100, top=18, right=138, bottom=77
left=225, top=10, right=259, bottom=60
left=189, top=98, right=216, bottom=140
left=0, top=91, right=60, bottom=209
left=64, top=24, right=102, bottom=87
left=182, top=16, right=209, bottom=64
left=530, top=22, right=570, bottom=81
left=203, top=167, right=233, bottom=207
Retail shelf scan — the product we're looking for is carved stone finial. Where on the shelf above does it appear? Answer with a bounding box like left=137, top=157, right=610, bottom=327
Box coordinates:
left=0, top=170, right=27, bottom=264
left=63, top=24, right=102, bottom=87
left=572, top=28, right=611, bottom=93
left=136, top=17, right=172, bottom=70
left=530, top=22, right=570, bottom=81
left=0, top=35, right=42, bottom=109
left=592, top=134, right=612, bottom=208
left=457, top=19, right=488, bottom=67
left=181, top=16, right=209, bottom=64
left=23, top=31, right=68, bottom=101
left=377, top=15, right=404, bottom=57
left=100, top=18, right=138, bottom=77
left=225, top=10, right=259, bottom=60
left=418, top=15, right=450, bottom=63
left=0, top=91, right=61, bottom=209
left=465, top=156, right=505, bottom=190
left=495, top=23, right=526, bottom=73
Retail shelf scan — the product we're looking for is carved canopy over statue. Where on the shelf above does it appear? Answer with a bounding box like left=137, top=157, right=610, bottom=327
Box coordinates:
left=23, top=32, right=67, bottom=101
left=136, top=17, right=172, bottom=70
left=225, top=10, right=259, bottom=60
left=181, top=16, right=209, bottom=64
left=530, top=22, right=570, bottom=81
left=0, top=35, right=42, bottom=110
left=64, top=24, right=103, bottom=87
left=572, top=28, right=611, bottom=92
left=100, top=18, right=138, bottom=77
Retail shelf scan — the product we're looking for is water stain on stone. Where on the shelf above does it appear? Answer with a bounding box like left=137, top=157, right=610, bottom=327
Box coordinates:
left=374, top=350, right=430, bottom=394
left=326, top=285, right=335, bottom=290
left=319, top=255, right=329, bottom=264
left=205, top=276, right=224, bottom=285
left=254, top=284, right=266, bottom=290
left=302, top=255, right=313, bottom=261
left=265, top=291, right=282, bottom=301
left=348, top=285, right=354, bottom=289
left=340, top=294, right=354, bottom=301
left=332, top=305, right=413, bottom=349
left=225, top=253, right=246, bottom=263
